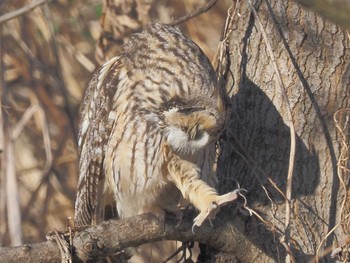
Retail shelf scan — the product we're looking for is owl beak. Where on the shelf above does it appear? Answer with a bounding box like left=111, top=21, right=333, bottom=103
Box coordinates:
left=187, top=123, right=200, bottom=140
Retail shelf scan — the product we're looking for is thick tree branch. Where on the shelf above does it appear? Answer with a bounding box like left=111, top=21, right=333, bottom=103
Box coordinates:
left=0, top=241, right=61, bottom=263
left=0, top=212, right=272, bottom=263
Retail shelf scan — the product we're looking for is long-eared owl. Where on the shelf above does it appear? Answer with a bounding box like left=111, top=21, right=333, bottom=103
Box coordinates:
left=74, top=23, right=240, bottom=230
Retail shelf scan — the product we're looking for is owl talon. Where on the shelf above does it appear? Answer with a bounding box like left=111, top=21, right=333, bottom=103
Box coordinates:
left=175, top=210, right=184, bottom=228
left=208, top=218, right=214, bottom=227
left=192, top=223, right=196, bottom=234
left=192, top=189, right=245, bottom=232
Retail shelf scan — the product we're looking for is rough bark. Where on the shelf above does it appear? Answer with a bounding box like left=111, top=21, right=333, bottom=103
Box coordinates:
left=0, top=213, right=272, bottom=263
left=217, top=0, right=350, bottom=262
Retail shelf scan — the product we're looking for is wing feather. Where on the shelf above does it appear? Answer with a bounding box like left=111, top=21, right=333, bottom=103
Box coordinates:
left=74, top=56, right=121, bottom=226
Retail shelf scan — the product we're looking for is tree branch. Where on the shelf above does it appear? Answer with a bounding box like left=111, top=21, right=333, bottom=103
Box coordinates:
left=0, top=0, right=51, bottom=25
left=0, top=212, right=272, bottom=263
left=168, top=0, right=219, bottom=26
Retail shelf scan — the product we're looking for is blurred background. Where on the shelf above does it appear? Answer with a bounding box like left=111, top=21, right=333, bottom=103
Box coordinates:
left=0, top=0, right=231, bottom=246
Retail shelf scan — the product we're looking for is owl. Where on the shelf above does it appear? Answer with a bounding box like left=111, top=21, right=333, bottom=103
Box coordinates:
left=74, top=23, right=240, bottom=232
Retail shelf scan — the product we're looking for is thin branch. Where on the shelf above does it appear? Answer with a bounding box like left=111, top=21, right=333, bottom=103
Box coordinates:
left=42, top=5, right=78, bottom=145
left=267, top=177, right=288, bottom=201
left=0, top=20, right=23, bottom=247
left=11, top=104, right=52, bottom=175
left=0, top=0, right=51, bottom=25
left=41, top=4, right=78, bottom=144
left=312, top=212, right=350, bottom=263
left=213, top=0, right=240, bottom=86
left=5, top=137, right=23, bottom=246
left=0, top=25, right=6, bottom=245
left=313, top=109, right=350, bottom=262
left=334, top=109, right=349, bottom=221
left=56, top=36, right=95, bottom=73
left=168, top=0, right=219, bottom=26
left=36, top=105, right=53, bottom=175
left=11, top=105, right=39, bottom=140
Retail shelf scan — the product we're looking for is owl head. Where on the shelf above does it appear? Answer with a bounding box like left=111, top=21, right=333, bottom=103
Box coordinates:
left=161, top=89, right=227, bottom=155
left=123, top=23, right=229, bottom=155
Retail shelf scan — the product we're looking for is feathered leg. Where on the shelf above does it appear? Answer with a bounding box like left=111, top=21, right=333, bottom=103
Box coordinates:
left=167, top=153, right=242, bottom=229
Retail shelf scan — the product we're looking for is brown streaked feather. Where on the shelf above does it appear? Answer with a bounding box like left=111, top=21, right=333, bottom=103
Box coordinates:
left=74, top=57, right=122, bottom=226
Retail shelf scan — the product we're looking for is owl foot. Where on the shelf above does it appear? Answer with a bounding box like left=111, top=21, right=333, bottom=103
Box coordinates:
left=163, top=208, right=185, bottom=228
left=192, top=189, right=245, bottom=233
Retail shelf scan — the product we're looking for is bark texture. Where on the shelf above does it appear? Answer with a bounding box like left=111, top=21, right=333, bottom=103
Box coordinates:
left=0, top=213, right=272, bottom=263
left=217, top=0, right=350, bottom=261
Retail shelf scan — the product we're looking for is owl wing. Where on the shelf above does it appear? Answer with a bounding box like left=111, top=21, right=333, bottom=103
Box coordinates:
left=74, top=57, right=121, bottom=226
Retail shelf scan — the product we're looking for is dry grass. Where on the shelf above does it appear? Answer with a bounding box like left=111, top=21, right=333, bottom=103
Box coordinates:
left=0, top=0, right=101, bottom=245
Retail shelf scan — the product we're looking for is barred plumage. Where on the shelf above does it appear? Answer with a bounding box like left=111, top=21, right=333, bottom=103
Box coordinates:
left=75, top=23, right=240, bottom=232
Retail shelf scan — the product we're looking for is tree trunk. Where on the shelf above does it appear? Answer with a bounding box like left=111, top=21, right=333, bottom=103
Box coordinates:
left=217, top=0, right=350, bottom=261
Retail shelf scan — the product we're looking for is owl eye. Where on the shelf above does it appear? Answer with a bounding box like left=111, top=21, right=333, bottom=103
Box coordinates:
left=178, top=107, right=205, bottom=115
left=162, top=98, right=186, bottom=111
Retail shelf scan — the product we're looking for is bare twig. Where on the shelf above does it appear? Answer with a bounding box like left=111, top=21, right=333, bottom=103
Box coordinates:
left=311, top=212, right=350, bottom=263
left=247, top=1, right=297, bottom=262
left=11, top=105, right=39, bottom=140
left=5, top=138, right=23, bottom=246
left=5, top=21, right=70, bottom=98
left=56, top=36, right=95, bottom=73
left=6, top=22, right=36, bottom=58
left=46, top=230, right=72, bottom=263
left=334, top=109, right=349, bottom=221
left=0, top=21, right=23, bottom=246
left=11, top=104, right=52, bottom=175
left=213, top=0, right=240, bottom=86
left=0, top=25, right=6, bottom=245
left=168, top=0, right=219, bottom=26
left=38, top=105, right=53, bottom=175
left=267, top=177, right=288, bottom=201
left=41, top=4, right=78, bottom=143
left=0, top=0, right=51, bottom=25
left=313, top=109, right=350, bottom=261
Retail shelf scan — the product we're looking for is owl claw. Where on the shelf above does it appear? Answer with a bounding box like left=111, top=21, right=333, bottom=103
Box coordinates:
left=191, top=189, right=245, bottom=233
left=174, top=210, right=184, bottom=228
left=191, top=223, right=196, bottom=234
